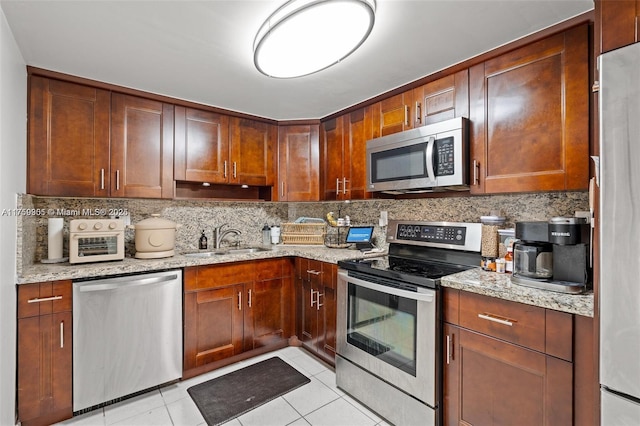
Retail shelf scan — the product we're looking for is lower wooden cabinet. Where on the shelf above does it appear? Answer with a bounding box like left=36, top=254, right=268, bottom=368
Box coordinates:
left=296, top=258, right=337, bottom=365
left=17, top=281, right=73, bottom=426
left=442, top=288, right=593, bottom=426
left=183, top=259, right=294, bottom=377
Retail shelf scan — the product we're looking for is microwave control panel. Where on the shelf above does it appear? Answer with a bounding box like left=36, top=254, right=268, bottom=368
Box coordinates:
left=435, top=137, right=455, bottom=176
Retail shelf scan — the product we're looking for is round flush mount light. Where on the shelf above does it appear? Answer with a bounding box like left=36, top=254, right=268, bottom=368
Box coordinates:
left=254, top=0, right=376, bottom=78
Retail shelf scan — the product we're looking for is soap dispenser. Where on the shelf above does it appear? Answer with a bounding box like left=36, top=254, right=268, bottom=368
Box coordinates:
left=262, top=225, right=271, bottom=245
left=199, top=230, right=208, bottom=250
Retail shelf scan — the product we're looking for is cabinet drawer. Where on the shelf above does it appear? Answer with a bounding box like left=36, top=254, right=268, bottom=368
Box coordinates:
left=185, top=263, right=254, bottom=291
left=255, top=259, right=286, bottom=281
left=459, top=291, right=545, bottom=352
left=18, top=281, right=72, bottom=319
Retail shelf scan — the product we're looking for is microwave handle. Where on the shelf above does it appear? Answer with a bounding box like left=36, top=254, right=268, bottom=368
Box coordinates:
left=425, top=136, right=436, bottom=183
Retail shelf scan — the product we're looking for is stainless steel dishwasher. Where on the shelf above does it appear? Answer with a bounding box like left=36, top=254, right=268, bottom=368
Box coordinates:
left=73, top=270, right=182, bottom=412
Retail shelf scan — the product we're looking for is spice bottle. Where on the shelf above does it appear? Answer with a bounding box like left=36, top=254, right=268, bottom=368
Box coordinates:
left=505, top=246, right=513, bottom=273
left=199, top=230, right=208, bottom=250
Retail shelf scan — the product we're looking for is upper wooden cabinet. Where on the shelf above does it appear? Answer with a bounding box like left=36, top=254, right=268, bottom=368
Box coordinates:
left=174, top=106, right=230, bottom=184
left=29, top=77, right=174, bottom=198
left=28, top=76, right=110, bottom=197
left=372, top=92, right=415, bottom=137
left=321, top=108, right=371, bottom=201
left=277, top=124, right=320, bottom=201
left=229, top=118, right=277, bottom=186
left=597, top=0, right=640, bottom=53
left=469, top=24, right=590, bottom=194
left=111, top=94, right=174, bottom=199
left=175, top=110, right=276, bottom=187
left=412, top=69, right=469, bottom=126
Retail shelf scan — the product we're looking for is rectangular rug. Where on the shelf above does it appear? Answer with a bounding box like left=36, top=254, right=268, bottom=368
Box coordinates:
left=187, top=357, right=310, bottom=425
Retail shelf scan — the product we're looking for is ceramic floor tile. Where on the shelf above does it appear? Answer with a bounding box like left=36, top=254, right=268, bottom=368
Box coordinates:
left=282, top=377, right=340, bottom=416
left=111, top=405, right=172, bottom=426
left=236, top=396, right=302, bottom=426
left=304, top=398, right=377, bottom=426
left=286, top=417, right=311, bottom=426
left=342, top=395, right=384, bottom=424
left=313, top=370, right=345, bottom=397
left=166, top=395, right=205, bottom=426
left=287, top=352, right=330, bottom=377
left=103, top=390, right=165, bottom=425
left=220, top=418, right=242, bottom=426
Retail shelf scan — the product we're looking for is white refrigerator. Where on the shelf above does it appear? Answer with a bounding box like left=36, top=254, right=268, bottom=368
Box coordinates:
left=599, top=42, right=640, bottom=424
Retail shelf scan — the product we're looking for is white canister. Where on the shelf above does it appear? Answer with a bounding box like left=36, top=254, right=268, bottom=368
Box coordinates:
left=48, top=218, right=64, bottom=260
left=270, top=226, right=281, bottom=244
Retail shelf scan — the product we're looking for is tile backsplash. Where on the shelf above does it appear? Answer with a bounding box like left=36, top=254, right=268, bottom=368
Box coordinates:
left=18, top=191, right=588, bottom=269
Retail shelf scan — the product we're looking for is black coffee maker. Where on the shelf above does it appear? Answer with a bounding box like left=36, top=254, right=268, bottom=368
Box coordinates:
left=512, top=217, right=590, bottom=293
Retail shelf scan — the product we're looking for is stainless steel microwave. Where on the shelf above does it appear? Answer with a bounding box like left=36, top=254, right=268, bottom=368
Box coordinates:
left=366, top=116, right=469, bottom=193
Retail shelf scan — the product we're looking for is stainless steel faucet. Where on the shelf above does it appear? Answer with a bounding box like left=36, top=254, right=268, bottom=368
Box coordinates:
left=213, top=223, right=242, bottom=249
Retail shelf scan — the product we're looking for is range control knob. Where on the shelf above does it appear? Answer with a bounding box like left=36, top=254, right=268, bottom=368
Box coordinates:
left=108, top=222, right=117, bottom=230
left=93, top=222, right=103, bottom=230
left=78, top=222, right=87, bottom=231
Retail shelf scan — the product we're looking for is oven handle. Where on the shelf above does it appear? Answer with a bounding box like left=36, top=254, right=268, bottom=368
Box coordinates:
left=338, top=271, right=434, bottom=303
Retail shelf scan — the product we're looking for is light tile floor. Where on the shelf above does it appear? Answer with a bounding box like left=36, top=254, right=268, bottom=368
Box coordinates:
left=56, top=347, right=392, bottom=426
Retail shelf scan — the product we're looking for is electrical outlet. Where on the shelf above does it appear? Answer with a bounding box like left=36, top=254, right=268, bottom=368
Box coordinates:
left=111, top=214, right=131, bottom=226
left=379, top=211, right=388, bottom=227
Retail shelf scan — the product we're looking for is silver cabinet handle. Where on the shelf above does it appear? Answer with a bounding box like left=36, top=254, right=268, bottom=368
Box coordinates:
left=404, top=105, right=409, bottom=126
left=248, top=289, right=252, bottom=308
left=60, top=321, right=64, bottom=349
left=478, top=313, right=513, bottom=327
left=233, top=161, right=237, bottom=179
left=100, top=168, right=105, bottom=190
left=336, top=178, right=341, bottom=195
left=116, top=169, right=120, bottom=191
left=306, top=269, right=321, bottom=275
left=415, top=101, right=422, bottom=125
left=281, top=181, right=285, bottom=199
left=316, top=292, right=324, bottom=310
left=310, top=288, right=316, bottom=307
left=473, top=160, right=479, bottom=185
left=224, top=161, right=228, bottom=178
left=343, top=177, right=349, bottom=194
left=446, top=334, right=452, bottom=365
left=28, top=295, right=63, bottom=303
left=238, top=291, right=242, bottom=311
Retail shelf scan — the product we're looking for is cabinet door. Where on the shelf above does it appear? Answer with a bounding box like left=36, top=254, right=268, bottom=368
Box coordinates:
left=414, top=69, right=469, bottom=126
left=28, top=76, right=110, bottom=197
left=319, top=263, right=337, bottom=362
left=229, top=118, right=276, bottom=186
left=598, top=0, right=640, bottom=53
left=469, top=25, right=589, bottom=194
left=247, top=276, right=290, bottom=350
left=377, top=92, right=413, bottom=136
left=300, top=273, right=318, bottom=350
left=345, top=108, right=371, bottom=200
left=321, top=117, right=345, bottom=200
left=183, top=285, right=244, bottom=370
left=111, top=94, right=174, bottom=198
left=17, top=312, right=72, bottom=426
left=443, top=324, right=572, bottom=426
left=174, top=106, right=230, bottom=184
left=277, top=125, right=320, bottom=201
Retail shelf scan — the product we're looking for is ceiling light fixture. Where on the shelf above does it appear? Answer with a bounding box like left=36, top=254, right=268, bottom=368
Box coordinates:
left=254, top=0, right=376, bottom=78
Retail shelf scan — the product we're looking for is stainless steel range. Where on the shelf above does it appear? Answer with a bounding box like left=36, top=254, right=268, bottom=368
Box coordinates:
left=336, top=220, right=482, bottom=426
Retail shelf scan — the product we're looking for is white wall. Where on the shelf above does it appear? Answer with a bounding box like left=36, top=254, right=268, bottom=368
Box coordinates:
left=0, top=6, right=26, bottom=426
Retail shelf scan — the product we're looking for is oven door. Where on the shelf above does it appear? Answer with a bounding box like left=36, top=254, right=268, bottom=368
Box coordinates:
left=336, top=269, right=437, bottom=406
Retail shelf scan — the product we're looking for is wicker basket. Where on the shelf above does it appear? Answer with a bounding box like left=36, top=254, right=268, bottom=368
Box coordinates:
left=281, top=223, right=326, bottom=245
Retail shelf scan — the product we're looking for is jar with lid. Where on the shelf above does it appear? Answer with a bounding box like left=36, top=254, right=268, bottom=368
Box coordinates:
left=480, top=214, right=505, bottom=270
left=262, top=225, right=271, bottom=245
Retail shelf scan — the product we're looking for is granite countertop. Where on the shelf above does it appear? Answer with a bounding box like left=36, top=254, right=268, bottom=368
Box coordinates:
left=441, top=268, right=594, bottom=317
left=19, top=245, right=593, bottom=317
left=17, top=245, right=381, bottom=285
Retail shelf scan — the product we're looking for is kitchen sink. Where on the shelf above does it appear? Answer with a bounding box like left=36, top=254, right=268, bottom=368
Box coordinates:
left=183, top=246, right=271, bottom=258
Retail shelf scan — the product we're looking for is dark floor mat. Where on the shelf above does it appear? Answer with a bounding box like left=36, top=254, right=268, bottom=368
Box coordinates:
left=187, top=357, right=310, bottom=425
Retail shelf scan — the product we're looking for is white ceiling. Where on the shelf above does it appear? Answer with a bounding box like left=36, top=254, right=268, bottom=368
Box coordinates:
left=0, top=0, right=593, bottom=121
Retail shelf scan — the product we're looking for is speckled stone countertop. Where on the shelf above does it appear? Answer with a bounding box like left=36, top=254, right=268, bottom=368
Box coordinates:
left=16, top=245, right=381, bottom=285
left=19, top=245, right=593, bottom=317
left=441, top=268, right=594, bottom=317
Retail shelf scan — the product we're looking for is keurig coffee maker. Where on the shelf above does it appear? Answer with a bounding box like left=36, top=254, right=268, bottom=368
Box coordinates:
left=512, top=217, right=590, bottom=293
